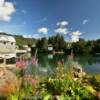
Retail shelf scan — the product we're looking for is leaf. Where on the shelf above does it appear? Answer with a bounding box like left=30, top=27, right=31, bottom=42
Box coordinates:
left=85, top=85, right=97, bottom=95
left=43, top=94, right=51, bottom=100
left=76, top=95, right=80, bottom=100
left=11, top=95, right=18, bottom=100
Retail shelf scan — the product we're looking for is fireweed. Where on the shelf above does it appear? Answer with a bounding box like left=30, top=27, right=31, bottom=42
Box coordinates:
left=16, top=56, right=38, bottom=77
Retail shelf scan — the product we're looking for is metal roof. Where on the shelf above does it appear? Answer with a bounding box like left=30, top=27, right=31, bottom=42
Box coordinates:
left=0, top=35, right=16, bottom=42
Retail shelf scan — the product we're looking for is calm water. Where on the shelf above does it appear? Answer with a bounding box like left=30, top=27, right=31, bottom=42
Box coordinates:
left=36, top=53, right=100, bottom=75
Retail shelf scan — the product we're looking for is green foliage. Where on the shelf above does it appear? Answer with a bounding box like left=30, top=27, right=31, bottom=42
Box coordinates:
left=36, top=34, right=67, bottom=52
left=15, top=35, right=36, bottom=47
left=36, top=34, right=100, bottom=54
left=48, top=34, right=66, bottom=51
left=36, top=37, right=48, bottom=52
left=8, top=58, right=100, bottom=100
left=16, top=68, right=25, bottom=78
left=71, top=38, right=100, bottom=55
left=90, top=76, right=100, bottom=91
left=35, top=76, right=95, bottom=99
left=34, top=63, right=96, bottom=99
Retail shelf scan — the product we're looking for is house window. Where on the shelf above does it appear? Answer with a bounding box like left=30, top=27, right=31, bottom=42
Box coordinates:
left=6, top=57, right=16, bottom=64
left=11, top=42, right=14, bottom=45
left=0, top=59, right=3, bottom=64
left=3, top=42, right=6, bottom=44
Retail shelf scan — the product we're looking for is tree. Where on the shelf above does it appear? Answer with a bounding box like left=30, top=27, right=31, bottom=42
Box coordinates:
left=48, top=34, right=65, bottom=51
left=36, top=37, right=48, bottom=51
left=41, top=37, right=48, bottom=51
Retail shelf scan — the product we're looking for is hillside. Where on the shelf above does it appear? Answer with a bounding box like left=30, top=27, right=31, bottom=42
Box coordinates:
left=0, top=32, right=36, bottom=46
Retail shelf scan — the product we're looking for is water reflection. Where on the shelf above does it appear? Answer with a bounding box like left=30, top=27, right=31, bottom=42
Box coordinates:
left=38, top=54, right=68, bottom=68
left=37, top=53, right=100, bottom=74
left=48, top=54, right=53, bottom=59
left=24, top=53, right=100, bottom=75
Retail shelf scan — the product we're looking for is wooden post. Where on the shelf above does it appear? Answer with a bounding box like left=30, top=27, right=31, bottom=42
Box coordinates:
left=34, top=48, right=38, bottom=58
left=4, top=58, right=6, bottom=67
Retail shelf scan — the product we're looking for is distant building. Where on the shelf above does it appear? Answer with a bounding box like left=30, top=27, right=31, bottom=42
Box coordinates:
left=48, top=44, right=53, bottom=51
left=48, top=44, right=54, bottom=54
left=16, top=45, right=31, bottom=57
left=22, top=45, right=31, bottom=52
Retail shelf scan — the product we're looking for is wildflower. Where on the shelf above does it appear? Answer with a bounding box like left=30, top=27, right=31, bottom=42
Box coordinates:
left=16, top=61, right=21, bottom=68
left=16, top=61, right=19, bottom=68
left=31, top=79, right=36, bottom=85
left=21, top=60, right=26, bottom=67
left=32, top=56, right=38, bottom=65
left=16, top=60, right=28, bottom=69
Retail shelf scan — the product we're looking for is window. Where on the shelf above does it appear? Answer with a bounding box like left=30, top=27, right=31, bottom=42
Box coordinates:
left=0, top=59, right=3, bottom=64
left=6, top=57, right=16, bottom=64
left=11, top=42, right=14, bottom=45
left=3, top=42, right=6, bottom=44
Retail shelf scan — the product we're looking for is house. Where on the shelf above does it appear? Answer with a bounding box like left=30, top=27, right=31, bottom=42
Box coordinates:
left=48, top=44, right=54, bottom=54
left=22, top=45, right=31, bottom=52
left=0, top=35, right=16, bottom=67
left=48, top=44, right=53, bottom=51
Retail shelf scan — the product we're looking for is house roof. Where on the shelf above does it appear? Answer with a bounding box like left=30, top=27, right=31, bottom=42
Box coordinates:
left=0, top=35, right=16, bottom=42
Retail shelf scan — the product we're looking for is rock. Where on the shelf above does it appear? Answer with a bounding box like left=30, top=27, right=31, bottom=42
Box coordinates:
left=73, top=63, right=86, bottom=79
left=0, top=68, right=19, bottom=96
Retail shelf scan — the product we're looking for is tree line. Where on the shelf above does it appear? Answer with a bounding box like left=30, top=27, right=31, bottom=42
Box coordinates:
left=36, top=34, right=100, bottom=55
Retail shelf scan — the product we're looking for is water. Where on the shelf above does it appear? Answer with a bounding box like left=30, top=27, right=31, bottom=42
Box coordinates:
left=37, top=53, right=100, bottom=75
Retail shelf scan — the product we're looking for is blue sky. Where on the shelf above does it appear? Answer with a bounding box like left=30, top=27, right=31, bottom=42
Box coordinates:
left=0, top=0, right=100, bottom=41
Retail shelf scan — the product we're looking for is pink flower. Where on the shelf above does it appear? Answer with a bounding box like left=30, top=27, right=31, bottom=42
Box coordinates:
left=32, top=57, right=38, bottom=65
left=21, top=61, right=26, bottom=66
left=16, top=61, right=21, bottom=68
left=16, top=60, right=28, bottom=69
left=31, top=79, right=36, bottom=85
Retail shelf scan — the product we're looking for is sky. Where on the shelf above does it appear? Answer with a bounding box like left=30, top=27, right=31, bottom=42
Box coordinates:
left=0, top=0, right=100, bottom=42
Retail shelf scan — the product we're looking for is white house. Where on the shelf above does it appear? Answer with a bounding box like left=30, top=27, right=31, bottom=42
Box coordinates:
left=0, top=35, right=16, bottom=67
left=22, top=45, right=31, bottom=52
left=48, top=44, right=53, bottom=51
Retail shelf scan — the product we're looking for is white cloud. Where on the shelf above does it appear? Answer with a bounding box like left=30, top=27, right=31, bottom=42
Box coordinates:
left=57, top=21, right=69, bottom=26
left=55, top=20, right=69, bottom=35
left=71, top=35, right=79, bottom=42
left=0, top=0, right=15, bottom=22
left=55, top=27, right=68, bottom=34
left=72, top=30, right=82, bottom=36
left=82, top=19, right=88, bottom=25
left=71, top=30, right=83, bottom=42
left=38, top=27, right=48, bottom=34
